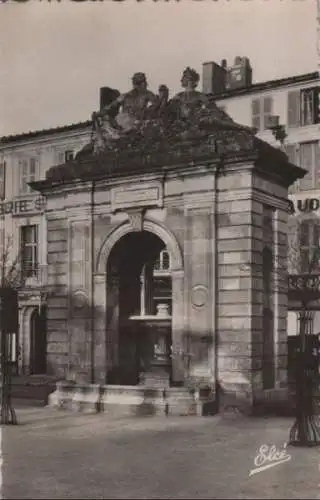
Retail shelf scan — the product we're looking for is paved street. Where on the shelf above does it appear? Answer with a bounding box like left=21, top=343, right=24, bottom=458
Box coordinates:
left=2, top=407, right=320, bottom=499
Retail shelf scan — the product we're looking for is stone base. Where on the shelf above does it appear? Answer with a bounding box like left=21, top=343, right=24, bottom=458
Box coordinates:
left=142, top=370, right=170, bottom=389
left=48, top=381, right=101, bottom=413
left=164, top=388, right=197, bottom=416
left=49, top=381, right=292, bottom=418
left=48, top=381, right=200, bottom=417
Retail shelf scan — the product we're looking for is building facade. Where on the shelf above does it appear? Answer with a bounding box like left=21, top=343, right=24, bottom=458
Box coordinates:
left=0, top=123, right=91, bottom=374
left=209, top=60, right=320, bottom=338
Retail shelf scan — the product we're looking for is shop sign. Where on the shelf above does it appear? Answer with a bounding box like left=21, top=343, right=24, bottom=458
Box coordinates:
left=288, top=198, right=320, bottom=215
left=0, top=197, right=46, bottom=216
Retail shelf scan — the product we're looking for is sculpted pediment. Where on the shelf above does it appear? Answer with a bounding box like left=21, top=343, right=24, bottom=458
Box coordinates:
left=43, top=66, right=304, bottom=186
left=78, top=67, right=256, bottom=159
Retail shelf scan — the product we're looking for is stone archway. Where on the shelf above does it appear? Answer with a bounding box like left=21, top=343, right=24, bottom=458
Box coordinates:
left=96, top=218, right=184, bottom=274
left=93, top=218, right=185, bottom=385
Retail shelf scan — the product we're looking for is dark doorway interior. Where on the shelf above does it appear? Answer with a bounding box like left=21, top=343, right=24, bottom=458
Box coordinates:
left=106, top=230, right=172, bottom=385
left=30, top=306, right=47, bottom=375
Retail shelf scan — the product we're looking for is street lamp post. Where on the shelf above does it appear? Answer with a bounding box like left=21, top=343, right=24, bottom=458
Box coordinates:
left=288, top=274, right=320, bottom=447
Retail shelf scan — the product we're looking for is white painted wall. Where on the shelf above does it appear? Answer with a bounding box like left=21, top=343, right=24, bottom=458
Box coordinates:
left=215, top=79, right=320, bottom=146
left=0, top=127, right=91, bottom=271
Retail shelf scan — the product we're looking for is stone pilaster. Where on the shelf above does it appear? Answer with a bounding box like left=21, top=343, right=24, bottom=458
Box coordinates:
left=67, top=217, right=92, bottom=383
left=171, top=270, right=185, bottom=383
left=184, top=203, right=215, bottom=383
left=274, top=207, right=289, bottom=389
left=93, top=273, right=107, bottom=384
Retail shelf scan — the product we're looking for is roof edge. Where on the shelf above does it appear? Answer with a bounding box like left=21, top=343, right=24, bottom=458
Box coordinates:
left=0, top=120, right=92, bottom=146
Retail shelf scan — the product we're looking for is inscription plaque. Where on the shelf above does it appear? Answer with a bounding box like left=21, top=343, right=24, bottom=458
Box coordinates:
left=111, top=182, right=163, bottom=212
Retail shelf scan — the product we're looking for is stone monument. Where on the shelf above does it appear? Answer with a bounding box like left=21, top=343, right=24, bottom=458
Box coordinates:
left=32, top=68, right=306, bottom=417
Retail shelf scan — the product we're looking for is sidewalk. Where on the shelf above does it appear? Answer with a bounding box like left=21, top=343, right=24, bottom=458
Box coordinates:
left=2, top=407, right=320, bottom=499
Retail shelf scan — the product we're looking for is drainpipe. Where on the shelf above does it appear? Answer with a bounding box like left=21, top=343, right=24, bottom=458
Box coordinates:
left=214, top=156, right=224, bottom=413
left=90, top=180, right=95, bottom=384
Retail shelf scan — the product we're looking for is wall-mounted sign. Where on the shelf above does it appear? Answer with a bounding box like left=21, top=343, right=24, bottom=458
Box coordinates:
left=288, top=198, right=320, bottom=215
left=0, top=197, right=46, bottom=216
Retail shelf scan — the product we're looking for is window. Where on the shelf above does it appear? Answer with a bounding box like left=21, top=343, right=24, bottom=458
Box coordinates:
left=251, top=96, right=273, bottom=131
left=0, top=161, right=6, bottom=200
left=301, top=88, right=319, bottom=126
left=298, top=141, right=320, bottom=191
left=65, top=150, right=74, bottom=162
left=154, top=250, right=171, bottom=272
left=287, top=87, right=319, bottom=128
left=58, top=150, right=74, bottom=164
left=19, top=157, right=39, bottom=194
left=298, top=220, right=320, bottom=273
left=21, top=225, right=38, bottom=279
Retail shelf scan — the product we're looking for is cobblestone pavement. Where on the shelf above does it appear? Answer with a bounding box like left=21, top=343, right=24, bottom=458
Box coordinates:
left=2, top=407, right=320, bottom=499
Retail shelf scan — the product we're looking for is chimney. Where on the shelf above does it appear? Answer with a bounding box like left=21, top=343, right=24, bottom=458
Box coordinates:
left=202, top=61, right=226, bottom=95
left=225, top=56, right=253, bottom=90
left=99, top=87, right=120, bottom=111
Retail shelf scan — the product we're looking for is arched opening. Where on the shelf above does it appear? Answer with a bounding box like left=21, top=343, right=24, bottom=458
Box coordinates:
left=30, top=306, right=47, bottom=375
left=105, top=230, right=172, bottom=386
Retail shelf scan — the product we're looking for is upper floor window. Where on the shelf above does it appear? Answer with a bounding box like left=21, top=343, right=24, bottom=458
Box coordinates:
left=20, top=225, right=38, bottom=279
left=153, top=250, right=171, bottom=273
left=19, top=157, right=39, bottom=194
left=251, top=96, right=273, bottom=131
left=0, top=161, right=6, bottom=200
left=287, top=87, right=319, bottom=128
left=58, top=150, right=74, bottom=164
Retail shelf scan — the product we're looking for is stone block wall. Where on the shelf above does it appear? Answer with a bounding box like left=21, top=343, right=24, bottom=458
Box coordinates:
left=216, top=167, right=289, bottom=407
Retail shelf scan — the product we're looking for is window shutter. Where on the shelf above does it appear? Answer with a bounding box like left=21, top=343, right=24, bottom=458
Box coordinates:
left=316, top=142, right=320, bottom=187
left=284, top=144, right=297, bottom=164
left=58, top=152, right=64, bottom=164
left=251, top=98, right=261, bottom=130
left=312, top=87, right=319, bottom=124
left=262, top=96, right=273, bottom=130
left=287, top=90, right=300, bottom=128
left=284, top=144, right=299, bottom=192
left=299, top=142, right=314, bottom=190
left=0, top=161, right=6, bottom=200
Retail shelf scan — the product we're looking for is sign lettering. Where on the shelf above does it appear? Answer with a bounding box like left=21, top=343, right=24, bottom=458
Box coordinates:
left=0, top=197, right=46, bottom=216
left=289, top=198, right=320, bottom=214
